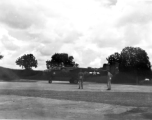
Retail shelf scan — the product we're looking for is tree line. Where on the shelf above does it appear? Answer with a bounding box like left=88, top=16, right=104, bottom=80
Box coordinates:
left=15, top=53, right=79, bottom=70
left=106, top=46, right=151, bottom=83
left=0, top=46, right=151, bottom=80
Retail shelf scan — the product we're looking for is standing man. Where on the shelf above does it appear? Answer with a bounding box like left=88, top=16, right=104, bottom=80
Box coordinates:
left=107, top=70, right=113, bottom=90
left=49, top=71, right=56, bottom=83
left=78, top=69, right=84, bottom=89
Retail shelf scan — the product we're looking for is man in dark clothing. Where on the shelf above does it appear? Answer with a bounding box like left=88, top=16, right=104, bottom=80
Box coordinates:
left=78, top=70, right=84, bottom=89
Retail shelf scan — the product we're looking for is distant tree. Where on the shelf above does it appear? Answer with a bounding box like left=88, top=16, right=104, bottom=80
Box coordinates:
left=102, top=63, right=109, bottom=70
left=106, top=52, right=120, bottom=74
left=120, top=47, right=151, bottom=71
left=46, top=60, right=52, bottom=69
left=46, top=53, right=79, bottom=69
left=74, top=63, right=79, bottom=68
left=106, top=52, right=121, bottom=65
left=16, top=54, right=38, bottom=70
left=0, top=54, right=3, bottom=59
left=120, top=47, right=151, bottom=83
left=106, top=47, right=152, bottom=83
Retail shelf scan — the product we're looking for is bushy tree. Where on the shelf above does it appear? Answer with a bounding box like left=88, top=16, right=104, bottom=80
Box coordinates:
left=120, top=47, right=151, bottom=81
left=0, top=54, right=3, bottom=59
left=74, top=63, right=79, bottom=68
left=16, top=54, right=38, bottom=70
left=120, top=47, right=151, bottom=71
left=46, top=53, right=79, bottom=69
left=106, top=52, right=121, bottom=65
left=106, top=47, right=151, bottom=83
left=107, top=47, right=151, bottom=72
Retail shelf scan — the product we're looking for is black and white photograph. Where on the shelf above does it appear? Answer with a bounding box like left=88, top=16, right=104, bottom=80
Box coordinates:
left=0, top=0, right=152, bottom=119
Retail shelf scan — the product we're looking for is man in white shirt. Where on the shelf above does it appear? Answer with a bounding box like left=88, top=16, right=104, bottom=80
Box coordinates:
left=107, top=71, right=113, bottom=90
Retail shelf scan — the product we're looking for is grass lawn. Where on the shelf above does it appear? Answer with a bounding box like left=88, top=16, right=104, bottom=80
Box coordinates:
left=0, top=89, right=152, bottom=107
left=0, top=81, right=152, bottom=119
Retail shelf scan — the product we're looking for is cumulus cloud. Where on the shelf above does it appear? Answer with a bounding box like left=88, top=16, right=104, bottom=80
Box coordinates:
left=0, top=0, right=152, bottom=70
left=115, top=0, right=152, bottom=48
left=95, top=0, right=117, bottom=6
left=117, top=2, right=152, bottom=26
left=1, top=35, right=20, bottom=51
left=89, top=58, right=102, bottom=67
left=0, top=0, right=46, bottom=29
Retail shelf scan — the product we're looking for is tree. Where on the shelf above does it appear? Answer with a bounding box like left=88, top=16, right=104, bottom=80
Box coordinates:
left=106, top=52, right=121, bottom=65
left=120, top=47, right=151, bottom=83
left=46, top=53, right=79, bottom=69
left=0, top=54, right=3, bottom=59
left=74, top=63, right=79, bottom=68
left=16, top=54, right=38, bottom=70
left=120, top=47, right=151, bottom=70
left=106, top=47, right=151, bottom=83
left=106, top=52, right=120, bottom=74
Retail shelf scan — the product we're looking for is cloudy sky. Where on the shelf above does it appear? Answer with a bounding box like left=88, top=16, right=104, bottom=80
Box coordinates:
left=0, top=0, right=152, bottom=70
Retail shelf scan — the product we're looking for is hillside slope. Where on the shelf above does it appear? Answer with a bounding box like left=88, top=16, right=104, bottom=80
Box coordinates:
left=0, top=67, right=45, bottom=81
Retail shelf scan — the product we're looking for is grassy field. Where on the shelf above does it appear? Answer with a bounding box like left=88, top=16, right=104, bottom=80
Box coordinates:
left=0, top=81, right=152, bottom=119
left=0, top=89, right=152, bottom=107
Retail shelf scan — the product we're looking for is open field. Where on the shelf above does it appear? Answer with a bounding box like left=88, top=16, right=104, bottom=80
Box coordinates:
left=0, top=81, right=152, bottom=119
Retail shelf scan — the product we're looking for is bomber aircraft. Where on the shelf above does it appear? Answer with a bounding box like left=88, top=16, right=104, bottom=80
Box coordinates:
left=44, top=64, right=119, bottom=84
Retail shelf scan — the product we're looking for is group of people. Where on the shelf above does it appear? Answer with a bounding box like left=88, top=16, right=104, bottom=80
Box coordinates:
left=78, top=69, right=113, bottom=90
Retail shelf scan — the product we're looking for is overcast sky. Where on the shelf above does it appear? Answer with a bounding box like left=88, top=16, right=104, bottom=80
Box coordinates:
left=0, top=0, right=152, bottom=70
